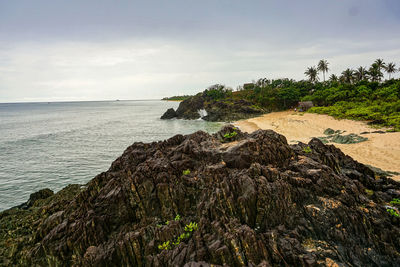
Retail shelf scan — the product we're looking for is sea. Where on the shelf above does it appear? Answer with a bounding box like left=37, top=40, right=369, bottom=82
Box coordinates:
left=0, top=100, right=223, bottom=211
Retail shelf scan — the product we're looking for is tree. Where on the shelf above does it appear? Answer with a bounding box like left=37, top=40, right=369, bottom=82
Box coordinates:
left=369, top=63, right=383, bottom=82
left=204, top=84, right=232, bottom=99
left=277, top=87, right=301, bottom=109
left=384, top=62, right=397, bottom=79
left=317, top=59, right=329, bottom=82
left=304, top=66, right=319, bottom=83
left=354, top=66, right=368, bottom=82
left=341, top=68, right=354, bottom=84
left=329, top=74, right=338, bottom=82
left=374, top=59, right=386, bottom=81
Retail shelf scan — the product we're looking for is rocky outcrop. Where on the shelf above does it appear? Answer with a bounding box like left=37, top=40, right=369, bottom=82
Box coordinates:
left=160, top=108, right=177, bottom=119
left=1, top=126, right=400, bottom=266
left=161, top=94, right=264, bottom=121
left=16, top=188, right=54, bottom=209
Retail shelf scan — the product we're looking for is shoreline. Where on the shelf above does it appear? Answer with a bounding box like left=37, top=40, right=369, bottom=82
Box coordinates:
left=234, top=110, right=400, bottom=181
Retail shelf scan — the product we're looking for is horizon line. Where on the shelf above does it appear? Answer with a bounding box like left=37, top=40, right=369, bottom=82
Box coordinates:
left=0, top=98, right=166, bottom=105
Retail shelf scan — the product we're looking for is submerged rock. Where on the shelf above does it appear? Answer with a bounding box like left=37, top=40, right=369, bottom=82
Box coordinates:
left=1, top=125, right=400, bottom=266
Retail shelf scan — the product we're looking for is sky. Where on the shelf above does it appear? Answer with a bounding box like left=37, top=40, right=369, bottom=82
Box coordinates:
left=0, top=0, right=400, bottom=102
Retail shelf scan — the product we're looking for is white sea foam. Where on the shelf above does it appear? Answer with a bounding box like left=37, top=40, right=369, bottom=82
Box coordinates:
left=197, top=109, right=208, bottom=119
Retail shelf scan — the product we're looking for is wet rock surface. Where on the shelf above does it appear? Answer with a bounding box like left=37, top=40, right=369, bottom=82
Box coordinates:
left=1, top=125, right=400, bottom=266
left=161, top=94, right=264, bottom=121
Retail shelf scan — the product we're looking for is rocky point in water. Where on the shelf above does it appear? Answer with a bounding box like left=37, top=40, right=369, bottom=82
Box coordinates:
left=161, top=92, right=264, bottom=121
left=1, top=125, right=400, bottom=266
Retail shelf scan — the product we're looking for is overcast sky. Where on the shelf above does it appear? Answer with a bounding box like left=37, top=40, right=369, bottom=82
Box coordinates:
left=1, top=0, right=400, bottom=102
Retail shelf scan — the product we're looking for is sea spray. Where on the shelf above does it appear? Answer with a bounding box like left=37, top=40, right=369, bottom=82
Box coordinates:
left=197, top=109, right=208, bottom=119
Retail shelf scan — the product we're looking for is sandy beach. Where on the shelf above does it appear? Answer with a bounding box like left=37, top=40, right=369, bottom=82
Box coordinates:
left=235, top=111, right=400, bottom=181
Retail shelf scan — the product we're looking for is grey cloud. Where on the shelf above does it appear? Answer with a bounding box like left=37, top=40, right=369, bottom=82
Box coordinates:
left=0, top=0, right=399, bottom=102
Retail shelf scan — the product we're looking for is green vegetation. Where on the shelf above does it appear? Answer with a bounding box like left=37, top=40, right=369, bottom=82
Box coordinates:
left=387, top=208, right=400, bottom=218
left=223, top=131, right=238, bottom=140
left=184, top=222, right=198, bottom=232
left=204, top=84, right=233, bottom=100
left=174, top=214, right=181, bottom=221
left=390, top=198, right=400, bottom=205
left=196, top=59, right=400, bottom=130
left=158, top=221, right=198, bottom=251
left=158, top=241, right=171, bottom=250
left=162, top=95, right=192, bottom=101
left=182, top=169, right=191, bottom=175
left=365, top=189, right=374, bottom=196
left=164, top=58, right=399, bottom=130
left=303, top=146, right=312, bottom=153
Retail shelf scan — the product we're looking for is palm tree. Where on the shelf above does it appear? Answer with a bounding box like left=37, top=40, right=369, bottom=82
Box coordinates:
left=341, top=68, right=354, bottom=84
left=354, top=66, right=368, bottom=82
left=384, top=62, right=397, bottom=79
left=369, top=63, right=383, bottom=82
left=304, top=66, right=319, bottom=83
left=329, top=74, right=338, bottom=82
left=317, top=59, right=329, bottom=82
left=374, top=59, right=386, bottom=81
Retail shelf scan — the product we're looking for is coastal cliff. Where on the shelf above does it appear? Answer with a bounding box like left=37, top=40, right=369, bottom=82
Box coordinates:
left=1, top=125, right=400, bottom=266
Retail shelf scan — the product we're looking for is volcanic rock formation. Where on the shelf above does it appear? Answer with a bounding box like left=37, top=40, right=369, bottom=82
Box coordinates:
left=1, top=125, right=400, bottom=266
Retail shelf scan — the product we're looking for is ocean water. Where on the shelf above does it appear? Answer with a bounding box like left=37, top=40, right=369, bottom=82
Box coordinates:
left=0, top=100, right=223, bottom=211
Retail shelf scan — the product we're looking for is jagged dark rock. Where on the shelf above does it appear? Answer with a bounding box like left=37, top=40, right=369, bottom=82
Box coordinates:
left=175, top=94, right=205, bottom=120
left=162, top=93, right=264, bottom=121
left=160, top=108, right=177, bottom=119
left=1, top=125, right=400, bottom=266
left=15, top=188, right=54, bottom=209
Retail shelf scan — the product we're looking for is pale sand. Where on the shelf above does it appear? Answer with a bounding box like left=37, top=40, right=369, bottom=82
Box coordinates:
left=234, top=111, right=400, bottom=181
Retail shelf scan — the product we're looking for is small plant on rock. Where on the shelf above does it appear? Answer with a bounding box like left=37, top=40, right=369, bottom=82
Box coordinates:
left=223, top=131, right=238, bottom=140
left=390, top=198, right=400, bottom=206
left=184, top=222, right=198, bottom=232
left=365, top=189, right=374, bottom=196
left=157, top=221, right=198, bottom=251
left=182, top=169, right=191, bottom=175
left=174, top=214, right=181, bottom=221
left=158, top=241, right=171, bottom=250
left=387, top=208, right=400, bottom=218
left=303, top=146, right=312, bottom=153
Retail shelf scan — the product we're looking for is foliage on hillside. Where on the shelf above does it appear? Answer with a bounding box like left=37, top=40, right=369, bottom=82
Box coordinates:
left=162, top=95, right=192, bottom=101
left=232, top=78, right=400, bottom=130
left=165, top=59, right=400, bottom=129
left=237, top=59, right=400, bottom=130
